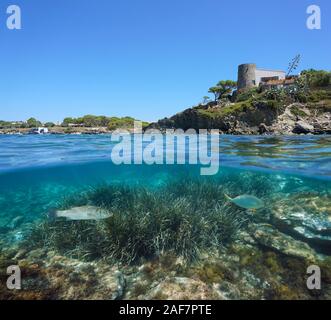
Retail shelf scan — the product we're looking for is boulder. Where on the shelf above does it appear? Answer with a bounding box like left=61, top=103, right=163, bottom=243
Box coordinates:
left=213, top=281, right=241, bottom=300
left=271, top=196, right=331, bottom=254
left=292, top=121, right=314, bottom=134
left=251, top=224, right=317, bottom=261
left=258, top=123, right=270, bottom=134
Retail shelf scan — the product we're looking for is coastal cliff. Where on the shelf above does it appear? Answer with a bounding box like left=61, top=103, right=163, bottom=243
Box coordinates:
left=147, top=83, right=331, bottom=135
left=147, top=99, right=331, bottom=135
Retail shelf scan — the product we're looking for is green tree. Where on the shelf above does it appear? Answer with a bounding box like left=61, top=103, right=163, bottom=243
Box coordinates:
left=208, top=87, right=221, bottom=101
left=44, top=122, right=55, bottom=127
left=62, top=117, right=75, bottom=127
left=96, top=116, right=109, bottom=127
left=301, top=69, right=331, bottom=88
left=202, top=96, right=211, bottom=104
left=81, top=115, right=97, bottom=127
left=0, top=121, right=11, bottom=129
left=216, top=80, right=237, bottom=97
left=26, top=117, right=42, bottom=128
left=107, top=116, right=136, bottom=130
left=209, top=80, right=237, bottom=101
left=59, top=115, right=147, bottom=130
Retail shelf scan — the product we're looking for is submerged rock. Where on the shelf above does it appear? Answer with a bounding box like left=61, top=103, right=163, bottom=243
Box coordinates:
left=251, top=224, right=317, bottom=261
left=142, top=277, right=220, bottom=300
left=0, top=250, right=128, bottom=300
left=271, top=195, right=331, bottom=254
left=213, top=281, right=241, bottom=300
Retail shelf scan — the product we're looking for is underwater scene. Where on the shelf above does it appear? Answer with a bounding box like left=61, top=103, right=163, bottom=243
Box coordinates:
left=0, top=134, right=330, bottom=300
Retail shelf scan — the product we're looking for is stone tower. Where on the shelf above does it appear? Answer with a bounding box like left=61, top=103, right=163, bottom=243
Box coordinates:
left=237, top=63, right=257, bottom=91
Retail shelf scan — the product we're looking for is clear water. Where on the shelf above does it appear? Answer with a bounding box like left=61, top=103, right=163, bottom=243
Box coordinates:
left=0, top=134, right=330, bottom=252
left=1, top=134, right=330, bottom=178
left=0, top=135, right=331, bottom=298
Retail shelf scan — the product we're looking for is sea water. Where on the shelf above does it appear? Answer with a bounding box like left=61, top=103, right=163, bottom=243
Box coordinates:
left=0, top=134, right=330, bottom=299
left=0, top=134, right=330, bottom=239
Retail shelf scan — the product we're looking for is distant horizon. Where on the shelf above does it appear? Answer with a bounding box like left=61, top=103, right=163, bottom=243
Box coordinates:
left=1, top=0, right=330, bottom=123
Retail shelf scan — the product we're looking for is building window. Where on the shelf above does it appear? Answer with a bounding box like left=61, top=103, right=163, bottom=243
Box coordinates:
left=252, top=80, right=256, bottom=85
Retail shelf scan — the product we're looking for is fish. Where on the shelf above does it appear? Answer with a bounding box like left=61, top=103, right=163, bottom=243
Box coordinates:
left=224, top=194, right=264, bottom=211
left=48, top=205, right=112, bottom=221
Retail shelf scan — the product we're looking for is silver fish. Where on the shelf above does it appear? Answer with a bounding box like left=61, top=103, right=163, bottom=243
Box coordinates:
left=224, top=194, right=264, bottom=210
left=49, top=206, right=112, bottom=221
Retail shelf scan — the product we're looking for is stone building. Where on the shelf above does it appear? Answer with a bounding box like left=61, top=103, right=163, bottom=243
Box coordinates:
left=237, top=63, right=287, bottom=91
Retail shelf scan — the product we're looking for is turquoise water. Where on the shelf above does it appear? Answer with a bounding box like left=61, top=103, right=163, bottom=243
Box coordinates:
left=1, top=134, right=331, bottom=178
left=0, top=135, right=331, bottom=298
left=0, top=134, right=330, bottom=253
left=0, top=135, right=331, bottom=226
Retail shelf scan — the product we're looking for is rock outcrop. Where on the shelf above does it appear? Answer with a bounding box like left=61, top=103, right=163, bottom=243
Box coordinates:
left=251, top=224, right=318, bottom=261
left=147, top=101, right=331, bottom=135
left=271, top=193, right=331, bottom=254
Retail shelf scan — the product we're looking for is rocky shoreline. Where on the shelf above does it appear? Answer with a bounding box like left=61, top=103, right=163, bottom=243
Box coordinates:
left=1, top=101, right=331, bottom=136
left=0, top=127, right=147, bottom=136
left=146, top=101, right=331, bottom=135
left=0, top=127, right=117, bottom=135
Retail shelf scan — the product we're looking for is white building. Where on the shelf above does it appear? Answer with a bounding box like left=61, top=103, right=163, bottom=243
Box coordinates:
left=237, top=64, right=286, bottom=90
left=254, top=68, right=286, bottom=87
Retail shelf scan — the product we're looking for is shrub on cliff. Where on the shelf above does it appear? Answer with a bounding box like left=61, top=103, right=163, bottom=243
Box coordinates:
left=308, top=89, right=331, bottom=102
left=236, top=88, right=260, bottom=102
left=301, top=69, right=331, bottom=88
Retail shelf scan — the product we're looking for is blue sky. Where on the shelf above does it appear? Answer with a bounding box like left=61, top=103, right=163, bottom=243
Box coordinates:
left=0, top=0, right=330, bottom=123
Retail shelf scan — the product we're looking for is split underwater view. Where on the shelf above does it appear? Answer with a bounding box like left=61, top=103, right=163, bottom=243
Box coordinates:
left=1, top=0, right=331, bottom=307
left=0, top=134, right=330, bottom=300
